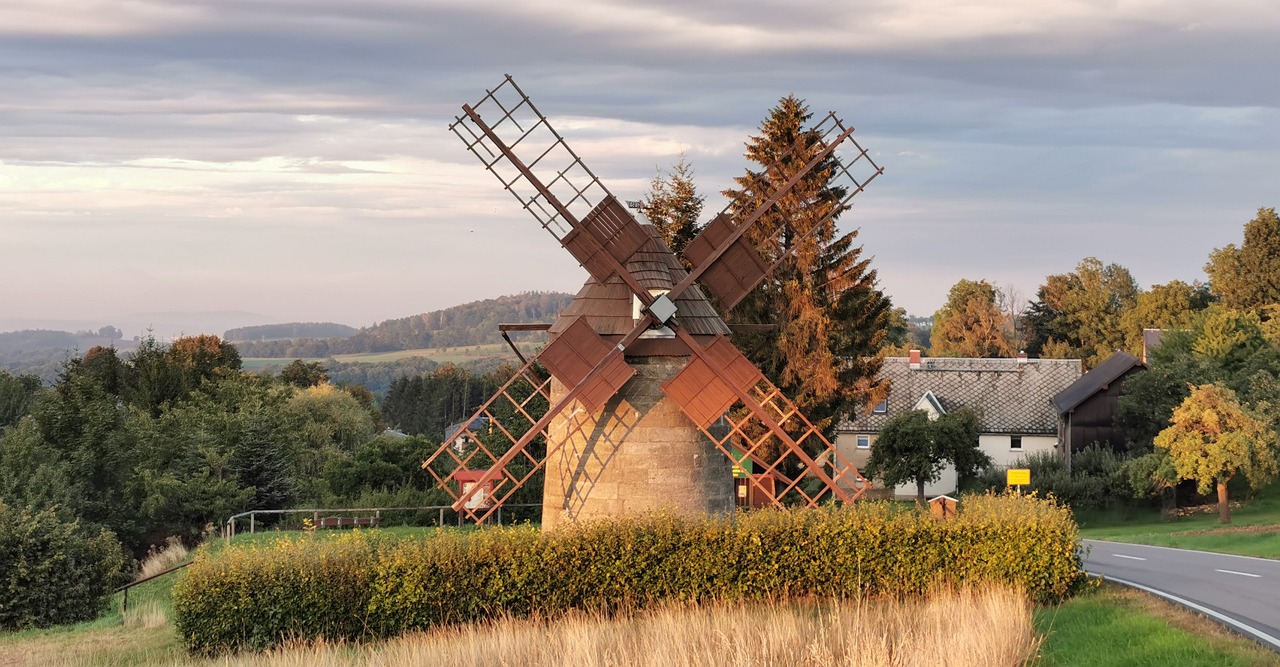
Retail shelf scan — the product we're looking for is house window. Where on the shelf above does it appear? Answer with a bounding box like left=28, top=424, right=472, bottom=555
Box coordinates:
left=856, top=435, right=872, bottom=449
left=872, top=399, right=888, bottom=415
left=1010, top=435, right=1023, bottom=451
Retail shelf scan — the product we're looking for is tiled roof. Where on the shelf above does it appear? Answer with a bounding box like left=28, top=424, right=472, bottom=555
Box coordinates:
left=549, top=225, right=730, bottom=338
left=444, top=416, right=488, bottom=440
left=838, top=356, right=1082, bottom=435
left=1050, top=350, right=1144, bottom=414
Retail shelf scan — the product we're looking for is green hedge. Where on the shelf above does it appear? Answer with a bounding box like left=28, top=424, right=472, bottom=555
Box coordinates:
left=0, top=502, right=128, bottom=630
left=173, top=493, right=1082, bottom=654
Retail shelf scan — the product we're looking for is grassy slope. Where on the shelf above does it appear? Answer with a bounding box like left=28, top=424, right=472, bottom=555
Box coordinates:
left=1077, top=486, right=1280, bottom=558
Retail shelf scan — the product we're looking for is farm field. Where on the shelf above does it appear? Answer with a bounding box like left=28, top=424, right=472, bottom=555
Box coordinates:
left=239, top=342, right=541, bottom=370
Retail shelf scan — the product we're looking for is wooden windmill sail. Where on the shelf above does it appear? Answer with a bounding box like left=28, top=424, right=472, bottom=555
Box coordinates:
left=423, top=75, right=883, bottom=524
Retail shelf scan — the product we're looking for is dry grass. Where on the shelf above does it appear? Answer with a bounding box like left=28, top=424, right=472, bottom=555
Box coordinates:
left=123, top=601, right=169, bottom=630
left=137, top=538, right=189, bottom=581
left=207, top=585, right=1037, bottom=667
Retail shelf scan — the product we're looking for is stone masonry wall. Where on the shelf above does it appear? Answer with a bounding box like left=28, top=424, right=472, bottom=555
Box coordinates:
left=541, top=357, right=734, bottom=530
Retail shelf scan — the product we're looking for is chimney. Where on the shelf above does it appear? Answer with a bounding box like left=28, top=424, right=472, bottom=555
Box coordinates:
left=909, top=349, right=921, bottom=369
left=1017, top=351, right=1028, bottom=364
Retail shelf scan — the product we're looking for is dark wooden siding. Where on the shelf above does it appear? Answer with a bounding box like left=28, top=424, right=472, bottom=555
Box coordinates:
left=1066, top=366, right=1145, bottom=451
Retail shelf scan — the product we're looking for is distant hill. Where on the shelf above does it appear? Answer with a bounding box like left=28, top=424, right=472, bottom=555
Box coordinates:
left=0, top=329, right=80, bottom=354
left=224, top=322, right=358, bottom=342
left=233, top=291, right=574, bottom=358
left=0, top=329, right=139, bottom=384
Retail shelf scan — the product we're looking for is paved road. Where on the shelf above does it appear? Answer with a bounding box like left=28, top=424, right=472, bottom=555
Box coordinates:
left=1083, top=539, right=1280, bottom=650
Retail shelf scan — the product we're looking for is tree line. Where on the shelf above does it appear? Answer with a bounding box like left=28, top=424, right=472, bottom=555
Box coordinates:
left=233, top=292, right=573, bottom=358
left=0, top=337, right=470, bottom=561
left=904, top=209, right=1280, bottom=522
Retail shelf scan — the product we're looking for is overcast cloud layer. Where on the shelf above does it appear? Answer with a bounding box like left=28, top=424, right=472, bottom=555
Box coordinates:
left=2, top=0, right=1277, bottom=338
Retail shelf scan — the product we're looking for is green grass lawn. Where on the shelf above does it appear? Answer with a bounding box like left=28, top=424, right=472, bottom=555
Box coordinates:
left=1036, top=583, right=1279, bottom=666
left=1077, top=485, right=1280, bottom=558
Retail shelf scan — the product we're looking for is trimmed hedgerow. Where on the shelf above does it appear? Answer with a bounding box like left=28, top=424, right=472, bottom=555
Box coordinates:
left=172, top=493, right=1082, bottom=654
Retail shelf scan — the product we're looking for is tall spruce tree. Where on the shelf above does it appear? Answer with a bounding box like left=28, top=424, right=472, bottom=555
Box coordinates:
left=723, top=96, right=890, bottom=429
left=640, top=156, right=704, bottom=258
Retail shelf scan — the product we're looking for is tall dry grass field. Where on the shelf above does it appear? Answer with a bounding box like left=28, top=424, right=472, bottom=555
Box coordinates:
left=211, top=585, right=1037, bottom=667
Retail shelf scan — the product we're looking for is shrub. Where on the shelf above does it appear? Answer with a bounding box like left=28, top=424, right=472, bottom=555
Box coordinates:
left=0, top=502, right=128, bottom=630
left=969, top=445, right=1130, bottom=509
left=173, top=494, right=1082, bottom=654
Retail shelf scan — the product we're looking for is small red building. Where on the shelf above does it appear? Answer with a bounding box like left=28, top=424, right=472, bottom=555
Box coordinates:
left=451, top=469, right=496, bottom=511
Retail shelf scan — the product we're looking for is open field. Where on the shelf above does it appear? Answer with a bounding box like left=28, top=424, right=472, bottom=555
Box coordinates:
left=1077, top=486, right=1280, bottom=559
left=239, top=342, right=541, bottom=370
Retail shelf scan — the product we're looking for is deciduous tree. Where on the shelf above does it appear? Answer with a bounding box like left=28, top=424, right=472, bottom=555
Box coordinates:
left=1124, top=451, right=1180, bottom=521
left=1025, top=257, right=1139, bottom=368
left=1205, top=207, right=1280, bottom=314
left=1120, top=280, right=1212, bottom=354
left=929, top=279, right=1015, bottom=358
left=280, top=360, right=329, bottom=389
left=0, top=371, right=41, bottom=432
left=1154, top=383, right=1277, bottom=523
left=864, top=408, right=987, bottom=504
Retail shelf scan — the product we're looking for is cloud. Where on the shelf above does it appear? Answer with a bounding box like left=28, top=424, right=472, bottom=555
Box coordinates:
left=1, top=0, right=1275, bottom=328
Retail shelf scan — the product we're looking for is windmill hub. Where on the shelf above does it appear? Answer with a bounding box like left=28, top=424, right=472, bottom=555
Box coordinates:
left=647, top=293, right=678, bottom=325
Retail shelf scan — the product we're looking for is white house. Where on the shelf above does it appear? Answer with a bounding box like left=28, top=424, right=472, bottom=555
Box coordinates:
left=836, top=351, right=1082, bottom=499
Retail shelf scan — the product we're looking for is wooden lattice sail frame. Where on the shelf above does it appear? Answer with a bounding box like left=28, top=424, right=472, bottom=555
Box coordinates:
left=423, top=75, right=883, bottom=523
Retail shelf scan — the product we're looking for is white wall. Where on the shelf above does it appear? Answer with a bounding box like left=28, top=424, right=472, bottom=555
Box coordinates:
left=837, top=432, right=1060, bottom=500
left=980, top=434, right=1057, bottom=468
left=891, top=467, right=957, bottom=500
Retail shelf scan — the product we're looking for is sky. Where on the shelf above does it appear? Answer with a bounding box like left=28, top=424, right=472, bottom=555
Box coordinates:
left=2, top=0, right=1277, bottom=339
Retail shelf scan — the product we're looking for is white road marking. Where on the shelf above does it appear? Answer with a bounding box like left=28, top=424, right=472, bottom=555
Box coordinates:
left=1113, top=554, right=1147, bottom=561
left=1094, top=574, right=1280, bottom=651
left=1215, top=568, right=1262, bottom=578
left=1084, top=539, right=1280, bottom=565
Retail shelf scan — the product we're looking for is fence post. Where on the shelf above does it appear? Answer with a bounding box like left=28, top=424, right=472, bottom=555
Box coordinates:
left=249, top=512, right=255, bottom=535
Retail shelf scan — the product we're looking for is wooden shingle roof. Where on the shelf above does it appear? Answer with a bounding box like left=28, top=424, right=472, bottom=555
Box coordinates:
left=1050, top=351, right=1144, bottom=414
left=549, top=225, right=730, bottom=339
left=838, top=356, right=1083, bottom=435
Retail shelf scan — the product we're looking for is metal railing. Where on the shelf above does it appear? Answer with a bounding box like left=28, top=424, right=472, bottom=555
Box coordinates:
left=223, top=504, right=541, bottom=543
left=114, top=561, right=192, bottom=614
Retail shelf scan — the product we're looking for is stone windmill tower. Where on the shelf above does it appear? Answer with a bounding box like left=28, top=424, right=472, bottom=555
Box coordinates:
left=423, top=76, right=882, bottom=526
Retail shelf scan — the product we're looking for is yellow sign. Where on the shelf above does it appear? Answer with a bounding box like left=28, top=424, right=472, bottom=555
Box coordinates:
left=1006, top=468, right=1031, bottom=486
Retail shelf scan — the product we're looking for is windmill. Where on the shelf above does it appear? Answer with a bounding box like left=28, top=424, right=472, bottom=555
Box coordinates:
left=423, top=75, right=883, bottom=526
